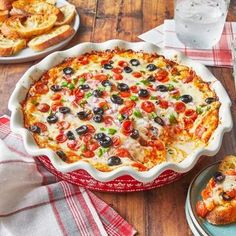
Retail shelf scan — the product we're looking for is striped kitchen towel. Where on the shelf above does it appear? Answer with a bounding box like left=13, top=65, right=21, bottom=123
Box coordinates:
left=139, top=19, right=236, bottom=67
left=0, top=116, right=136, bottom=236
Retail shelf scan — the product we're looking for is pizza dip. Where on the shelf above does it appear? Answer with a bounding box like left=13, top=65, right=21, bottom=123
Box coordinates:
left=22, top=48, right=220, bottom=171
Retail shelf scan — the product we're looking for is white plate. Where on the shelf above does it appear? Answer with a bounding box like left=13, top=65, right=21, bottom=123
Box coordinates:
left=8, top=40, right=233, bottom=182
left=0, top=0, right=80, bottom=64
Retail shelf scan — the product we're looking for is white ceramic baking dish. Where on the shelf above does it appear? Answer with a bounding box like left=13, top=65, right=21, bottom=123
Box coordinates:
left=8, top=40, right=233, bottom=183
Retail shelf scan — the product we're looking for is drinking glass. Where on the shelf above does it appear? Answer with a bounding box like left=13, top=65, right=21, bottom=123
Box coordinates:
left=174, top=0, right=230, bottom=49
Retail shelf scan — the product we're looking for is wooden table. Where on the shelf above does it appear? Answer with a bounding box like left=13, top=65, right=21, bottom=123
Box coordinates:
left=1, top=1, right=236, bottom=235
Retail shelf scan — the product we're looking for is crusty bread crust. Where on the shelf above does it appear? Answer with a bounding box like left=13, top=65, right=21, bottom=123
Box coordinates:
left=55, top=4, right=76, bottom=26
left=0, top=33, right=26, bottom=56
left=0, top=0, right=14, bottom=10
left=206, top=202, right=236, bottom=225
left=1, top=14, right=57, bottom=39
left=12, top=0, right=64, bottom=21
left=28, top=24, right=74, bottom=51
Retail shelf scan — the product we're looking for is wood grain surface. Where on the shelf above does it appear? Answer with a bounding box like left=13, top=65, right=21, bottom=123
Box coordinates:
left=0, top=1, right=236, bottom=235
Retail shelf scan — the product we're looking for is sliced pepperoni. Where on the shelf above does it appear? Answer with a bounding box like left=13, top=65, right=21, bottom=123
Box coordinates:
left=34, top=122, right=47, bottom=132
left=155, top=70, right=169, bottom=82
left=34, top=82, right=49, bottom=94
left=56, top=133, right=67, bottom=143
left=104, top=116, right=113, bottom=125
left=94, top=74, right=108, bottom=81
left=132, top=71, right=142, bottom=78
left=185, top=109, right=198, bottom=120
left=113, top=73, right=123, bottom=80
left=37, top=103, right=50, bottom=112
left=159, top=100, right=169, bottom=109
left=130, top=85, right=139, bottom=93
left=87, top=124, right=96, bottom=133
left=122, top=120, right=134, bottom=135
left=174, top=101, right=186, bottom=113
left=74, top=89, right=85, bottom=99
left=141, top=101, right=155, bottom=113
left=112, top=67, right=123, bottom=74
left=119, top=91, right=131, bottom=98
left=118, top=60, right=129, bottom=67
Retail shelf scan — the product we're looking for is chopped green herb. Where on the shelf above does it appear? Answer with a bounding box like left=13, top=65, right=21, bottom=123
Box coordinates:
left=81, top=144, right=86, bottom=151
left=167, top=84, right=175, bottom=91
left=172, top=95, right=180, bottom=100
left=68, top=83, right=75, bottom=90
left=105, top=86, right=112, bottom=92
left=140, top=70, right=146, bottom=74
left=103, top=104, right=109, bottom=110
left=130, top=95, right=138, bottom=101
left=206, top=106, right=211, bottom=111
left=196, top=106, right=203, bottom=114
left=85, top=92, right=92, bottom=99
left=98, top=87, right=105, bottom=92
left=72, top=78, right=78, bottom=84
left=61, top=81, right=68, bottom=87
left=135, top=82, right=140, bottom=85
left=133, top=110, right=143, bottom=118
left=117, top=113, right=124, bottom=121
left=108, top=128, right=117, bottom=135
left=172, top=78, right=179, bottom=83
left=168, top=149, right=174, bottom=154
left=100, top=127, right=106, bottom=131
left=169, top=113, right=177, bottom=125
left=151, top=112, right=157, bottom=119
left=150, top=96, right=157, bottom=100
left=98, top=148, right=103, bottom=157
left=61, top=99, right=66, bottom=103
left=78, top=78, right=86, bottom=85
left=140, top=80, right=150, bottom=86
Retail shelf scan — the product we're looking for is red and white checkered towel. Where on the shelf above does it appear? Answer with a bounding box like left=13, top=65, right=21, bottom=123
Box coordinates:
left=0, top=116, right=136, bottom=236
left=139, top=19, right=236, bottom=67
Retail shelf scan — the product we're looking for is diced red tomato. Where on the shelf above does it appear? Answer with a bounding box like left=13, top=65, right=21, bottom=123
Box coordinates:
left=141, top=101, right=155, bottom=113
left=185, top=109, right=198, bottom=120
left=80, top=72, right=93, bottom=80
left=57, top=121, right=70, bottom=130
left=174, top=102, right=186, bottom=113
left=112, top=136, right=121, bottom=147
left=56, top=133, right=67, bottom=143
left=132, top=71, right=142, bottom=78
left=226, top=189, right=236, bottom=198
left=112, top=67, right=123, bottom=74
left=34, top=82, right=49, bottom=94
left=159, top=100, right=169, bottom=109
left=155, top=70, right=169, bottom=82
left=98, top=101, right=110, bottom=110
left=201, top=188, right=212, bottom=200
left=51, top=93, right=61, bottom=101
left=124, top=100, right=136, bottom=108
left=118, top=60, right=129, bottom=67
left=113, top=73, right=123, bottom=80
left=104, top=116, right=113, bottom=125
left=34, top=122, right=47, bottom=132
left=80, top=58, right=89, bottom=65
left=51, top=101, right=62, bottom=111
left=170, top=89, right=180, bottom=97
left=196, top=201, right=208, bottom=218
left=100, top=59, right=109, bottom=65
left=67, top=140, right=80, bottom=151
left=183, top=117, right=194, bottom=129
left=132, top=162, right=147, bottom=171
left=87, top=124, right=96, bottom=133
left=74, top=89, right=84, bottom=99
left=122, top=120, right=134, bottom=135
left=94, top=74, right=108, bottom=81
left=119, top=106, right=133, bottom=116
left=82, top=150, right=95, bottom=158
left=87, top=140, right=99, bottom=151
left=81, top=133, right=92, bottom=143
left=130, top=85, right=139, bottom=93
left=115, top=148, right=130, bottom=157
left=119, top=91, right=131, bottom=98
left=37, top=103, right=50, bottom=112
left=148, top=85, right=156, bottom=91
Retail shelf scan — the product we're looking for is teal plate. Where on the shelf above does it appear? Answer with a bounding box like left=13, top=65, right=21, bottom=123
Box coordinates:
left=187, top=162, right=236, bottom=236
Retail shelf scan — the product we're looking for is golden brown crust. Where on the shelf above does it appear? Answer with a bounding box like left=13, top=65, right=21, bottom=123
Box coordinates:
left=28, top=25, right=75, bottom=51
left=219, top=155, right=236, bottom=174
left=0, top=9, right=8, bottom=22
left=206, top=203, right=236, bottom=225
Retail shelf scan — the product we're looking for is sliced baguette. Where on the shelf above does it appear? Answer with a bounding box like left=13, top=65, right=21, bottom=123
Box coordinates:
left=12, top=0, right=64, bottom=21
left=0, top=9, right=8, bottom=22
left=55, top=4, right=76, bottom=26
left=0, top=33, right=26, bottom=56
left=0, top=0, right=14, bottom=10
left=1, top=14, right=57, bottom=39
left=28, top=24, right=75, bottom=51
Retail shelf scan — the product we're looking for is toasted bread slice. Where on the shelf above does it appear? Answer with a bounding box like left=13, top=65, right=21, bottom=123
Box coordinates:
left=28, top=24, right=75, bottom=51
left=0, top=33, right=26, bottom=56
left=0, top=9, right=8, bottom=22
left=219, top=155, right=236, bottom=174
left=0, top=0, right=14, bottom=10
left=55, top=4, right=76, bottom=26
left=1, top=14, right=57, bottom=39
left=12, top=0, right=63, bottom=21
left=206, top=203, right=236, bottom=225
